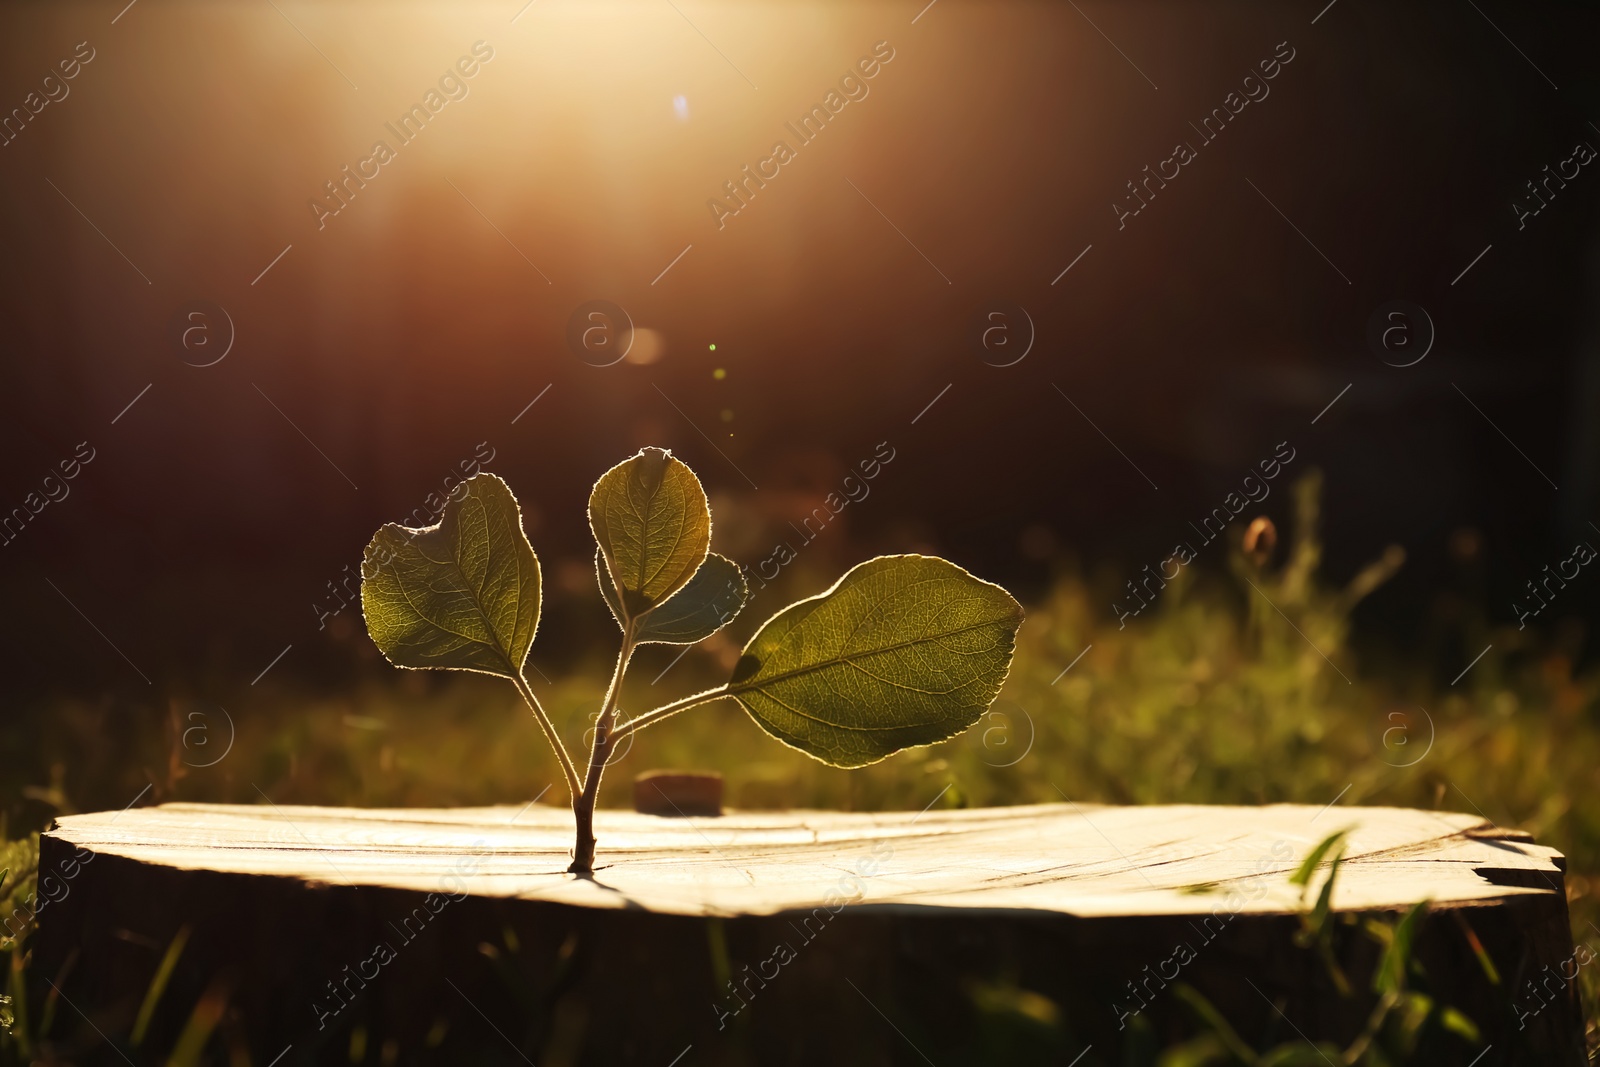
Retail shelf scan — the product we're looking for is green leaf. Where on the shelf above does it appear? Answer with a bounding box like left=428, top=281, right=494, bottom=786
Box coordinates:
left=728, top=554, right=1023, bottom=768
left=360, top=473, right=540, bottom=679
left=589, top=447, right=711, bottom=621
left=1373, top=899, right=1429, bottom=995
left=599, top=551, right=748, bottom=644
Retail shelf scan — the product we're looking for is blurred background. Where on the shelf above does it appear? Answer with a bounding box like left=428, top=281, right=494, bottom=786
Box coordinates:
left=1, top=0, right=1600, bottom=1059
left=0, top=0, right=1595, bottom=703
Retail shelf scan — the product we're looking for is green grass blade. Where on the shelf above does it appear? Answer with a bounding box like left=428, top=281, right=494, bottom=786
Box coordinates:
left=1289, top=830, right=1349, bottom=890
left=164, top=978, right=228, bottom=1067
left=132, top=924, right=191, bottom=1046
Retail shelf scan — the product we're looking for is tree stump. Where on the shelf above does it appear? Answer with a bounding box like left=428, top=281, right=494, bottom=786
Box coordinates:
left=35, top=802, right=1582, bottom=1065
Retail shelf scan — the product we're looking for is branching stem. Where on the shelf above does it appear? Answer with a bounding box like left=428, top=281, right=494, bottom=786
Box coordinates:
left=569, top=622, right=637, bottom=873
left=609, top=684, right=733, bottom=743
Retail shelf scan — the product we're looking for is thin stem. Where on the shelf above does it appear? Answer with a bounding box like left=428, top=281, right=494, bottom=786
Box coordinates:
left=570, top=624, right=636, bottom=873
left=511, top=671, right=582, bottom=801
left=609, top=683, right=733, bottom=743
left=594, top=628, right=637, bottom=760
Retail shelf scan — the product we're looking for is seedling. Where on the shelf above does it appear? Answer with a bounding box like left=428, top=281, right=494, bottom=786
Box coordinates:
left=360, top=448, right=1024, bottom=873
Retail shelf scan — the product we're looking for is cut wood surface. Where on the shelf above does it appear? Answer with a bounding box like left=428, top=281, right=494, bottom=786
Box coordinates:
left=49, top=800, right=1565, bottom=918
left=37, top=802, right=1583, bottom=1065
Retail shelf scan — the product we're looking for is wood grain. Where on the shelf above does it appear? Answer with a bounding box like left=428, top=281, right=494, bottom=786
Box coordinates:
left=34, top=802, right=1582, bottom=1064
left=48, top=800, right=1565, bottom=918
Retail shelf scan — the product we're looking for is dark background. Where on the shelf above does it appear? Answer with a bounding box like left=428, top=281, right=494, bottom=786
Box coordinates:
left=1, top=0, right=1597, bottom=699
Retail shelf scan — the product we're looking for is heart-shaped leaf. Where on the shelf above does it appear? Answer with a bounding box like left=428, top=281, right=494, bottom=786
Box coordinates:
left=598, top=551, right=748, bottom=645
left=727, top=554, right=1023, bottom=768
left=360, top=473, right=540, bottom=679
left=590, top=447, right=711, bottom=622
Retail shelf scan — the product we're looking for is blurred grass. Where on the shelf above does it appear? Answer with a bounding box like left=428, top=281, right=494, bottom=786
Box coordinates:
left=5, top=469, right=1599, bottom=1060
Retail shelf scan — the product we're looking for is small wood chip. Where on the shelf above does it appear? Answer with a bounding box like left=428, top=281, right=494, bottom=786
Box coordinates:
left=633, top=770, right=723, bottom=816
